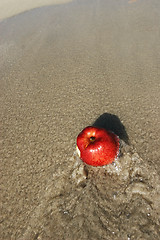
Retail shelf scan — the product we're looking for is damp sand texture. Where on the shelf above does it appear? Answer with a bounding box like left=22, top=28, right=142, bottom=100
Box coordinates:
left=0, top=0, right=160, bottom=239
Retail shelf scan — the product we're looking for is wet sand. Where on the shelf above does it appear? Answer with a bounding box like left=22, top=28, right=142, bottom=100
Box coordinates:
left=0, top=0, right=160, bottom=239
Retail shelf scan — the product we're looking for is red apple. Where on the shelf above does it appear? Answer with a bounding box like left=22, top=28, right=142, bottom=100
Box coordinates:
left=76, top=126, right=120, bottom=166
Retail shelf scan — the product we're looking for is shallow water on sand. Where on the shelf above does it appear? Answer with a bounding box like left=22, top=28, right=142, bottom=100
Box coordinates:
left=0, top=0, right=160, bottom=239
left=21, top=143, right=160, bottom=240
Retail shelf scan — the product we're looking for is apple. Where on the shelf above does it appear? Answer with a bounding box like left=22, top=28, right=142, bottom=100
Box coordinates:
left=76, top=126, right=120, bottom=166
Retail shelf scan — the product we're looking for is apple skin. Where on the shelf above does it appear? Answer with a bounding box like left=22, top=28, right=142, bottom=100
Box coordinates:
left=76, top=126, right=120, bottom=166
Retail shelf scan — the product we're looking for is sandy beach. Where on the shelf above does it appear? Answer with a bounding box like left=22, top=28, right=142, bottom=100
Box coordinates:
left=0, top=0, right=73, bottom=20
left=0, top=0, right=160, bottom=239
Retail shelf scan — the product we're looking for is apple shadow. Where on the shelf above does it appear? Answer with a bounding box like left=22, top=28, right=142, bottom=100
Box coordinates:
left=92, top=113, right=129, bottom=144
